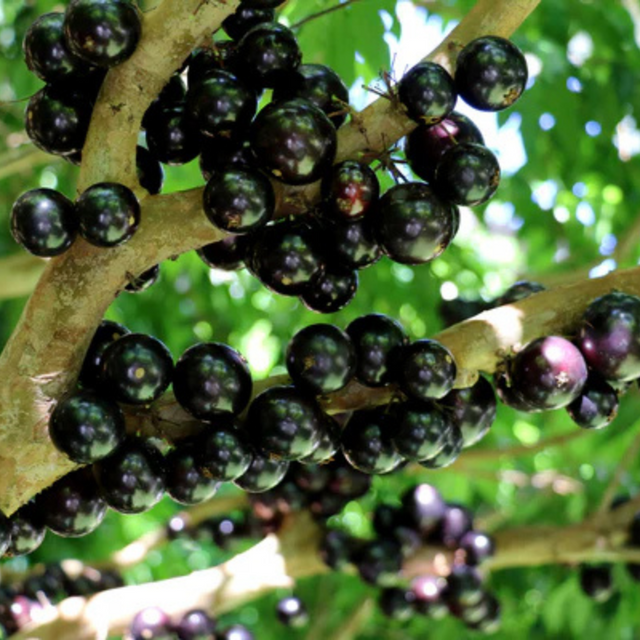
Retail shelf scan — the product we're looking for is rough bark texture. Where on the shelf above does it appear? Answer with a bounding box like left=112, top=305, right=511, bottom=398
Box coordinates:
left=0, top=0, right=540, bottom=516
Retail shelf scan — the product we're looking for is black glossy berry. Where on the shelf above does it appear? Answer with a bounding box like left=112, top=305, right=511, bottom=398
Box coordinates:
left=245, top=385, right=323, bottom=460
left=176, top=609, right=216, bottom=640
left=197, top=236, right=248, bottom=271
left=233, top=452, right=290, bottom=493
left=25, top=83, right=92, bottom=156
left=579, top=565, right=614, bottom=602
left=354, top=538, right=403, bottom=586
left=286, top=324, right=356, bottom=395
left=173, top=342, right=252, bottom=419
left=455, top=36, right=528, bottom=111
left=301, top=268, right=358, bottom=314
left=203, top=167, right=274, bottom=234
left=217, top=625, right=255, bottom=640
left=440, top=376, right=496, bottom=448
left=445, top=565, right=484, bottom=607
left=419, top=423, right=463, bottom=469
left=467, top=595, right=501, bottom=633
left=273, top=63, right=350, bottom=128
left=495, top=280, right=545, bottom=306
left=411, top=575, right=448, bottom=618
left=379, top=588, right=416, bottom=621
left=93, top=438, right=166, bottom=514
left=578, top=292, right=640, bottom=382
left=435, top=143, right=500, bottom=207
left=101, top=333, right=174, bottom=405
left=392, top=401, right=452, bottom=462
left=405, top=112, right=484, bottom=182
left=276, top=596, right=308, bottom=628
left=374, top=182, right=456, bottom=265
left=326, top=455, right=372, bottom=498
left=396, top=339, right=457, bottom=401
left=460, top=530, right=495, bottom=566
left=125, top=265, right=160, bottom=293
left=136, top=146, right=165, bottom=195
left=250, top=99, right=337, bottom=185
left=10, top=188, right=77, bottom=257
left=321, top=160, right=379, bottom=222
left=510, top=336, right=588, bottom=411
left=23, top=12, right=88, bottom=83
left=298, top=413, right=341, bottom=464
left=165, top=440, right=219, bottom=505
left=49, top=390, right=125, bottom=463
left=401, top=484, right=445, bottom=536
left=399, top=61, right=456, bottom=125
left=142, top=74, right=187, bottom=131
left=346, top=313, right=408, bottom=387
left=63, top=0, right=141, bottom=68
left=195, top=420, right=253, bottom=481
left=80, top=319, right=130, bottom=388
left=187, top=70, right=257, bottom=139
left=494, top=370, right=536, bottom=412
left=187, top=43, right=238, bottom=87
left=76, top=182, right=140, bottom=248
left=236, top=23, right=301, bottom=89
left=146, top=105, right=200, bottom=166
left=249, top=220, right=324, bottom=295
left=5, top=501, right=46, bottom=558
left=200, top=137, right=254, bottom=182
left=322, top=218, right=382, bottom=270
left=341, top=408, right=404, bottom=475
left=40, top=467, right=106, bottom=538
left=319, top=529, right=356, bottom=570
left=566, top=375, right=619, bottom=430
left=128, top=607, right=174, bottom=640
left=432, top=503, right=474, bottom=549
left=223, top=3, right=275, bottom=41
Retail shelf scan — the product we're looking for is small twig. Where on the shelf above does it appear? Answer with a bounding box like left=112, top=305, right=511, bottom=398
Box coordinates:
left=291, top=0, right=362, bottom=30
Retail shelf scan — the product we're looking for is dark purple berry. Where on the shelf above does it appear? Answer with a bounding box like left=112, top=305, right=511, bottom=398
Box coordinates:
left=578, top=292, right=640, bottom=382
left=321, top=160, right=379, bottom=222
left=399, top=61, right=456, bottom=125
left=23, top=12, right=88, bottom=83
left=5, top=501, right=46, bottom=558
left=401, top=484, right=445, bottom=536
left=223, top=3, right=275, bottom=41
left=286, top=323, right=356, bottom=395
left=11, top=188, right=77, bottom=257
left=176, top=609, right=216, bottom=640
left=495, top=280, right=545, bottom=306
left=393, top=401, right=452, bottom=462
left=276, top=596, right=308, bottom=627
left=419, top=424, right=463, bottom=469
left=63, top=0, right=141, bottom=68
left=128, top=607, right=174, bottom=640
left=579, top=565, right=614, bottom=602
left=435, top=143, right=500, bottom=207
left=273, top=63, right=350, bottom=128
left=142, top=74, right=186, bottom=131
left=245, top=385, right=323, bottom=460
left=145, top=105, right=200, bottom=166
left=165, top=440, right=219, bottom=505
left=200, top=136, right=254, bottom=182
left=203, top=167, right=274, bottom=233
left=80, top=319, right=130, bottom=388
left=101, top=333, right=173, bottom=405
left=250, top=98, right=336, bottom=185
left=125, top=265, right=160, bottom=294
left=396, top=339, right=457, bottom=401
left=173, top=342, right=252, bottom=419
left=374, top=182, right=456, bottom=265
left=236, top=23, right=301, bottom=89
left=322, top=218, right=382, bottom=270
left=297, top=413, right=341, bottom=464
left=49, top=390, right=125, bottom=463
left=301, top=268, right=358, bottom=314
left=440, top=376, right=496, bottom=448
left=566, top=375, right=619, bottom=430
left=217, top=625, right=255, bottom=640
left=195, top=420, right=253, bottom=481
left=459, top=530, right=495, bottom=565
left=341, top=407, right=404, bottom=475
left=319, top=529, right=355, bottom=570
left=354, top=538, right=403, bottom=586
left=93, top=438, right=166, bottom=514
left=494, top=370, right=536, bottom=412
left=466, top=595, right=501, bottom=633
left=233, top=452, right=290, bottom=493
left=327, top=456, right=372, bottom=498
left=40, top=467, right=107, bottom=537
left=187, top=44, right=237, bottom=87
left=198, top=236, right=248, bottom=271
left=136, top=146, right=164, bottom=195
left=346, top=313, right=408, bottom=387
left=187, top=70, right=257, bottom=138
left=455, top=36, right=528, bottom=111
left=411, top=575, right=448, bottom=618
left=76, top=182, right=140, bottom=248
left=405, top=112, right=484, bottom=183
left=432, top=503, right=474, bottom=549
left=510, top=336, right=588, bottom=411
left=445, top=564, right=484, bottom=607
left=379, top=587, right=416, bottom=621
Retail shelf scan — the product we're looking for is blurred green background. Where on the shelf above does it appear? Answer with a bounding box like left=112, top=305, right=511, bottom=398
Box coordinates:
left=3, top=0, right=640, bottom=638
